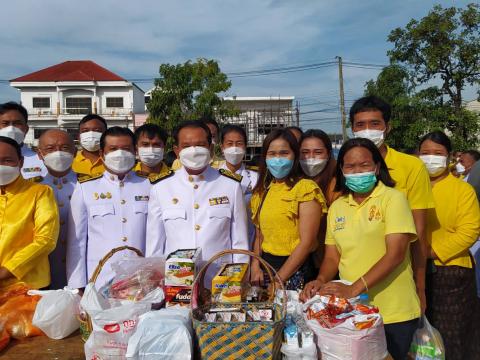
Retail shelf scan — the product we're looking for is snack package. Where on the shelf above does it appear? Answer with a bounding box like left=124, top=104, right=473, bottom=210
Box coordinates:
left=0, top=282, right=31, bottom=307
left=165, top=286, right=192, bottom=308
left=211, top=263, right=249, bottom=303
left=0, top=293, right=44, bottom=339
left=165, top=248, right=201, bottom=287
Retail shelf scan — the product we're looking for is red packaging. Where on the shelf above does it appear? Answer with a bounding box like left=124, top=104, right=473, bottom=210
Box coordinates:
left=165, top=286, right=192, bottom=308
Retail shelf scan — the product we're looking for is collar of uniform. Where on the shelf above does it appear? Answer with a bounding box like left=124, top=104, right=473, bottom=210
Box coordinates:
left=78, top=150, right=103, bottom=166
left=46, top=170, right=76, bottom=184
left=432, top=172, right=455, bottom=189
left=220, top=161, right=244, bottom=175
left=3, top=175, right=25, bottom=195
left=103, top=170, right=133, bottom=184
left=179, top=165, right=213, bottom=184
left=346, top=181, right=387, bottom=206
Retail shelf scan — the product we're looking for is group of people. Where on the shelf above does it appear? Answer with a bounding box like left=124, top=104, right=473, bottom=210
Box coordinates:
left=0, top=95, right=479, bottom=359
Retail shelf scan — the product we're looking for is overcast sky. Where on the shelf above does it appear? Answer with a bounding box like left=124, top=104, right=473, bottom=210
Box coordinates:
left=0, top=0, right=476, bottom=132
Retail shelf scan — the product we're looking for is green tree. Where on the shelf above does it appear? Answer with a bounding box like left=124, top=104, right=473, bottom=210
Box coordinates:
left=147, top=58, right=238, bottom=146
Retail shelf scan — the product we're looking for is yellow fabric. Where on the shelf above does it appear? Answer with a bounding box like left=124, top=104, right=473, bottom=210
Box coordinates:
left=325, top=182, right=420, bottom=324
left=0, top=176, right=59, bottom=289
left=72, top=151, right=105, bottom=176
left=384, top=146, right=434, bottom=210
left=250, top=179, right=327, bottom=256
left=134, top=161, right=170, bottom=175
left=427, top=174, right=480, bottom=268
left=171, top=158, right=223, bottom=171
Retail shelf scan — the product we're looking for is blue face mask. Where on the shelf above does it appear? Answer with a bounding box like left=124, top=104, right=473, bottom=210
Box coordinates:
left=344, top=171, right=377, bottom=194
left=266, top=157, right=294, bottom=179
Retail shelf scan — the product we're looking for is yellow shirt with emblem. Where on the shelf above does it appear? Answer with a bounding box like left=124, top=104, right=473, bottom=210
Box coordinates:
left=250, top=179, right=327, bottom=256
left=325, top=182, right=420, bottom=324
left=133, top=161, right=170, bottom=176
left=0, top=176, right=60, bottom=289
left=384, top=145, right=434, bottom=210
left=72, top=151, right=105, bottom=176
left=427, top=173, right=480, bottom=268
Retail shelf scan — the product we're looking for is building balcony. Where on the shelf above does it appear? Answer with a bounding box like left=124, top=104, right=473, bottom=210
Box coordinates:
left=26, top=108, right=135, bottom=123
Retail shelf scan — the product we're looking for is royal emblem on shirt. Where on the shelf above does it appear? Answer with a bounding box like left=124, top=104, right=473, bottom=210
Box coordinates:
left=135, top=195, right=149, bottom=201
left=209, top=196, right=230, bottom=206
left=94, top=192, right=112, bottom=200
left=334, top=216, right=346, bottom=231
left=368, top=205, right=382, bottom=221
left=23, top=167, right=42, bottom=173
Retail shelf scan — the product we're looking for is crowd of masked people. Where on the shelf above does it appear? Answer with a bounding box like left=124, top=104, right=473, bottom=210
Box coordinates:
left=0, top=95, right=479, bottom=359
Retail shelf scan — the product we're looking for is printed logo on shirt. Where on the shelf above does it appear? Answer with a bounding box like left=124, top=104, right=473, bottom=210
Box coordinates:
left=368, top=205, right=382, bottom=221
left=209, top=196, right=230, bottom=206
left=22, top=167, right=42, bottom=173
left=334, top=216, right=345, bottom=231
left=135, top=195, right=149, bottom=201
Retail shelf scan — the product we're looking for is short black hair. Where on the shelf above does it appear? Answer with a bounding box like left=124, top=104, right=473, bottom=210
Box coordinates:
left=349, top=96, right=391, bottom=125
left=0, top=135, right=22, bottom=159
left=173, top=120, right=212, bottom=145
left=199, top=115, right=219, bottom=133
left=301, top=129, right=332, bottom=153
left=335, top=137, right=395, bottom=195
left=463, top=149, right=480, bottom=161
left=286, top=126, right=303, bottom=136
left=419, top=131, right=452, bottom=153
left=134, top=123, right=168, bottom=146
left=100, top=126, right=135, bottom=151
left=0, top=102, right=28, bottom=124
left=220, top=124, right=247, bottom=144
left=79, top=114, right=107, bottom=130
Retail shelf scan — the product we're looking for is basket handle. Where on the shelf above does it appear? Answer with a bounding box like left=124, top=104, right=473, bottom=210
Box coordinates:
left=191, top=249, right=287, bottom=311
left=88, top=245, right=144, bottom=284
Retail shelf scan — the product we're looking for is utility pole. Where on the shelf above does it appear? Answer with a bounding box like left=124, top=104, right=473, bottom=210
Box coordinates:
left=336, top=56, right=348, bottom=143
left=295, top=101, right=300, bottom=127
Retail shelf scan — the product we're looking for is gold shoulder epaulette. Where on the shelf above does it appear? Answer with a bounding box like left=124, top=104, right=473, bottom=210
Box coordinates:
left=29, top=176, right=44, bottom=183
left=219, top=168, right=242, bottom=182
left=77, top=172, right=102, bottom=183
left=149, top=170, right=174, bottom=184
left=246, top=165, right=259, bottom=172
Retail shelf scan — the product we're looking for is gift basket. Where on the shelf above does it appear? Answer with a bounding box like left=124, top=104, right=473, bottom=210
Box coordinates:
left=191, top=249, right=286, bottom=360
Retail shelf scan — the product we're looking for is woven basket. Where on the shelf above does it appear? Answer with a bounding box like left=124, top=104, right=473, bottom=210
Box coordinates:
left=78, top=245, right=144, bottom=342
left=191, top=249, right=286, bottom=360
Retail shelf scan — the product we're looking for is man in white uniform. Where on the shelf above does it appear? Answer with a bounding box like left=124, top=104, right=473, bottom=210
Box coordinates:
left=67, top=127, right=151, bottom=289
left=35, top=129, right=77, bottom=289
left=146, top=121, right=249, bottom=280
left=0, top=102, right=47, bottom=179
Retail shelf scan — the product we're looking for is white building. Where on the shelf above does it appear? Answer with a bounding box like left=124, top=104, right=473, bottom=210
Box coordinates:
left=10, top=60, right=145, bottom=146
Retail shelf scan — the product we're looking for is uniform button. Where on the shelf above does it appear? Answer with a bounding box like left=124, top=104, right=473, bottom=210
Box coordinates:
left=58, top=202, right=64, bottom=208
left=193, top=184, right=199, bottom=189
left=121, top=199, right=126, bottom=205
left=60, top=220, right=65, bottom=225
left=194, top=203, right=199, bottom=209
left=119, top=181, right=124, bottom=187
left=195, top=225, right=201, bottom=231
left=121, top=236, right=128, bottom=242
left=121, top=218, right=127, bottom=223
left=110, top=175, right=115, bottom=180
left=188, top=176, right=194, bottom=182
left=57, top=184, right=63, bottom=190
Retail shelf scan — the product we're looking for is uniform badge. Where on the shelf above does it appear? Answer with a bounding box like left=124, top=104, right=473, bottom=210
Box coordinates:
left=100, top=193, right=106, bottom=199
left=23, top=167, right=41, bottom=173
left=368, top=205, right=382, bottom=221
left=209, top=196, right=230, bottom=206
left=135, top=195, right=149, bottom=201
left=106, top=192, right=112, bottom=199
left=172, top=198, right=179, bottom=204
left=94, top=192, right=99, bottom=200
left=334, top=216, right=345, bottom=231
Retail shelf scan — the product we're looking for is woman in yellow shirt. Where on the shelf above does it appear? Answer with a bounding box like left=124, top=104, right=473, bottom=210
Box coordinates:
left=419, top=131, right=480, bottom=360
left=301, top=138, right=420, bottom=360
left=250, top=128, right=326, bottom=290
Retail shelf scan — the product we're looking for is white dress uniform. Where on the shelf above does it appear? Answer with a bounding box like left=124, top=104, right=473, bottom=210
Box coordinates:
left=38, top=171, right=76, bottom=289
left=66, top=171, right=151, bottom=289
left=21, top=145, right=48, bottom=179
left=146, top=166, right=250, bottom=283
left=219, top=161, right=259, bottom=246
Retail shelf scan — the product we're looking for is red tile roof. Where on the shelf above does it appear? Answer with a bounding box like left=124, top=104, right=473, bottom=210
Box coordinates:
left=10, top=61, right=126, bottom=82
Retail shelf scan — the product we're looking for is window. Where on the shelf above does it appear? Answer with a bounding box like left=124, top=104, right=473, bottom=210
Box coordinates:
left=65, top=97, right=92, bottom=114
left=33, top=128, right=49, bottom=139
left=32, top=97, right=50, bottom=108
left=106, top=97, right=124, bottom=108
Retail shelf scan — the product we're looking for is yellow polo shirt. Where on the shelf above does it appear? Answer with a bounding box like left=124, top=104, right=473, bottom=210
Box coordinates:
left=0, top=176, right=59, bottom=289
left=72, top=151, right=105, bottom=176
left=427, top=174, right=480, bottom=268
left=384, top=146, right=434, bottom=210
left=251, top=179, right=327, bottom=256
left=133, top=161, right=170, bottom=176
left=325, top=182, right=420, bottom=324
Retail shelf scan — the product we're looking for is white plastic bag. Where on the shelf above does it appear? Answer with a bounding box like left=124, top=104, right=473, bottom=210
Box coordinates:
left=28, top=288, right=81, bottom=339
left=409, top=316, right=445, bottom=360
left=281, top=343, right=317, bottom=360
left=126, top=308, right=192, bottom=360
left=306, top=313, right=388, bottom=360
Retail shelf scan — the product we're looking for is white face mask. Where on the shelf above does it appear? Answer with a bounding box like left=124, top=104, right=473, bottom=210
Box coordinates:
left=456, top=162, right=466, bottom=174
left=419, top=155, right=448, bottom=177
left=138, top=147, right=164, bottom=167
left=80, top=131, right=102, bottom=152
left=223, top=146, right=245, bottom=166
left=43, top=151, right=74, bottom=173
left=0, top=126, right=25, bottom=144
left=0, top=165, right=20, bottom=186
left=300, top=158, right=328, bottom=177
left=104, top=150, right=135, bottom=174
left=354, top=129, right=385, bottom=147
left=179, top=146, right=211, bottom=171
